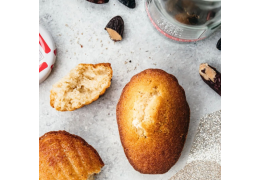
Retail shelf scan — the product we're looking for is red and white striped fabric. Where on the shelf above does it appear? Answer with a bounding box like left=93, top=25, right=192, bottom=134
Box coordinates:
left=39, top=24, right=56, bottom=83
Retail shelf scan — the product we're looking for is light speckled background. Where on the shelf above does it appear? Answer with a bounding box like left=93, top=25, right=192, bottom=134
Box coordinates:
left=39, top=0, right=221, bottom=179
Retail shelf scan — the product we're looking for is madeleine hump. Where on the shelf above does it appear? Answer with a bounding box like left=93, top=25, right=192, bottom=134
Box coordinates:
left=39, top=131, right=104, bottom=180
left=116, top=69, right=190, bottom=174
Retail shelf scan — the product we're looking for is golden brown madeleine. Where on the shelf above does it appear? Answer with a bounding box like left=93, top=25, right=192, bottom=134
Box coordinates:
left=50, top=63, right=113, bottom=111
left=39, top=131, right=104, bottom=180
left=116, top=69, right=190, bottom=174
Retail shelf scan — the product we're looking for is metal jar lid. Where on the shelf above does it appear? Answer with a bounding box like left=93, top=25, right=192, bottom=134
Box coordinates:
left=39, top=24, right=56, bottom=84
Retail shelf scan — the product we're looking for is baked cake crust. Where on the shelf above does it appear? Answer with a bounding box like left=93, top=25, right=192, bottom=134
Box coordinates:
left=50, top=63, right=113, bottom=111
left=39, top=131, right=104, bottom=180
left=116, top=69, right=190, bottom=174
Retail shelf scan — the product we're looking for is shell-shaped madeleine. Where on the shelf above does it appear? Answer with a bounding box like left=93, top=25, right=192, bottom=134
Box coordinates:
left=39, top=131, right=104, bottom=180
left=116, top=69, right=190, bottom=174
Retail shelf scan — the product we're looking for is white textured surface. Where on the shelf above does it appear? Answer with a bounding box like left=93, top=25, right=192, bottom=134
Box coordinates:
left=170, top=110, right=221, bottom=180
left=39, top=0, right=221, bottom=179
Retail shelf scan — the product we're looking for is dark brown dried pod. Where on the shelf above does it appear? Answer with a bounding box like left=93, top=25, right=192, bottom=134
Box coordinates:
left=105, top=16, right=124, bottom=42
left=118, top=0, right=136, bottom=9
left=217, top=38, right=221, bottom=50
left=199, top=63, right=221, bottom=96
left=86, top=0, right=109, bottom=4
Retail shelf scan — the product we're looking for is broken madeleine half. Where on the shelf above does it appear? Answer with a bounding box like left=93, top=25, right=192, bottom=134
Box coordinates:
left=50, top=63, right=113, bottom=111
left=39, top=131, right=104, bottom=180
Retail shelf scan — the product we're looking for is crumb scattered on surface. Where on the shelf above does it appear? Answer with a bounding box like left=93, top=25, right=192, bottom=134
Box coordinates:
left=80, top=44, right=83, bottom=48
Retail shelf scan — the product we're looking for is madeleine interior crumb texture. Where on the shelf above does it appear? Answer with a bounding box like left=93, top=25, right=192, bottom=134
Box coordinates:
left=50, top=63, right=113, bottom=111
left=116, top=69, right=190, bottom=174
left=39, top=131, right=104, bottom=180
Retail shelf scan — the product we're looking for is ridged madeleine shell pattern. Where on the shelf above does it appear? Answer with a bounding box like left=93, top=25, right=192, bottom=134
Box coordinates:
left=39, top=131, right=104, bottom=180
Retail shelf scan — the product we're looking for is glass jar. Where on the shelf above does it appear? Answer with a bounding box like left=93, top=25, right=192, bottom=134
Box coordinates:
left=145, top=0, right=221, bottom=42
